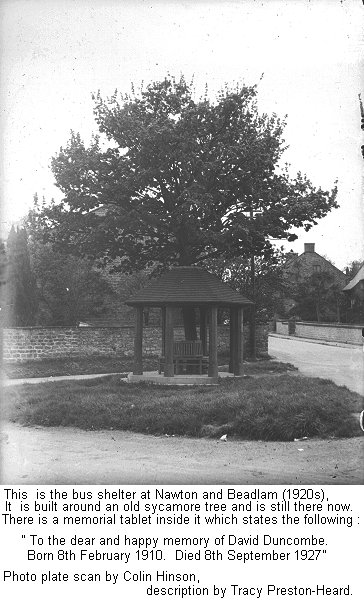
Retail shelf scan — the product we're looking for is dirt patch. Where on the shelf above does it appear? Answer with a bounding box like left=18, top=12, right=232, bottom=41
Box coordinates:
left=1, top=421, right=363, bottom=485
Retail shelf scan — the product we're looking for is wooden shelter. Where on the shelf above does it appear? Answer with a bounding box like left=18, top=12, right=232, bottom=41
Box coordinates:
left=126, top=267, right=253, bottom=383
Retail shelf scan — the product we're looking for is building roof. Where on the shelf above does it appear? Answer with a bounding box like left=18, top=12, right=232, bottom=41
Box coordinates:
left=343, top=263, right=364, bottom=292
left=126, top=266, right=253, bottom=307
left=283, top=245, right=345, bottom=280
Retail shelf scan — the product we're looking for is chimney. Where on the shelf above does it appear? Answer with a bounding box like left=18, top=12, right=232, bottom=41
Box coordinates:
left=304, top=243, right=315, bottom=253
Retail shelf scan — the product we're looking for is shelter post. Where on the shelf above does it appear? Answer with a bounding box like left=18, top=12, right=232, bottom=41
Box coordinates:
left=133, top=306, right=144, bottom=375
left=249, top=305, right=257, bottom=360
left=164, top=306, right=175, bottom=377
left=200, top=307, right=208, bottom=355
left=229, top=307, right=236, bottom=373
left=208, top=305, right=218, bottom=378
left=234, top=307, right=244, bottom=376
left=161, top=306, right=166, bottom=357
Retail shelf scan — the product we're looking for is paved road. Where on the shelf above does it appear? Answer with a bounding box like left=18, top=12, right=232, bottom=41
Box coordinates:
left=269, top=335, right=364, bottom=396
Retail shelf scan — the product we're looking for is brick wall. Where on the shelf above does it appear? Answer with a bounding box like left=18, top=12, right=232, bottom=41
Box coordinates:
left=2, top=323, right=269, bottom=363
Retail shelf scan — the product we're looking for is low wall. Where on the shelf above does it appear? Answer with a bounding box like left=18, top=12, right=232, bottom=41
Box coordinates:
left=2, top=323, right=269, bottom=363
left=295, top=322, right=363, bottom=345
left=274, top=320, right=363, bottom=345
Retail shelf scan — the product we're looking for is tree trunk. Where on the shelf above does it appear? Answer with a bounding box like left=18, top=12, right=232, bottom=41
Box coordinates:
left=182, top=307, right=197, bottom=340
left=316, top=302, right=321, bottom=322
left=336, top=299, right=341, bottom=323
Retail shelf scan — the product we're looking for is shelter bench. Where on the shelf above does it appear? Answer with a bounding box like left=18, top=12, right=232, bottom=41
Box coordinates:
left=159, top=340, right=209, bottom=375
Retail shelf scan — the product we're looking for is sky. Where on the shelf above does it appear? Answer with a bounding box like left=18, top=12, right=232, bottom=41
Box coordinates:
left=1, top=0, right=363, bottom=269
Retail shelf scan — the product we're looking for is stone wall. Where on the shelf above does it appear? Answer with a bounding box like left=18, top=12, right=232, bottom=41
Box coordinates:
left=2, top=323, right=269, bottom=363
left=295, top=322, right=363, bottom=345
left=274, top=320, right=363, bottom=345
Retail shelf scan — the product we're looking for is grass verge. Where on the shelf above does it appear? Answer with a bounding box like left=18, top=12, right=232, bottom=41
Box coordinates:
left=3, top=355, right=157, bottom=379
left=6, top=372, right=363, bottom=441
left=3, top=355, right=293, bottom=379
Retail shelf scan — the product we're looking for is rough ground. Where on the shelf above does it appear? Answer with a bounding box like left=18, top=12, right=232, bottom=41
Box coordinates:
left=1, top=421, right=363, bottom=485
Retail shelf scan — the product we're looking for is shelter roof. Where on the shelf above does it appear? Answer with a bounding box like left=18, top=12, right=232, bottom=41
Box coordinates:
left=126, top=266, right=253, bottom=307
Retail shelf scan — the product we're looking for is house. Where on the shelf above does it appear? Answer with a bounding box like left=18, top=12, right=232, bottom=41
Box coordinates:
left=283, top=243, right=346, bottom=287
left=280, top=243, right=346, bottom=320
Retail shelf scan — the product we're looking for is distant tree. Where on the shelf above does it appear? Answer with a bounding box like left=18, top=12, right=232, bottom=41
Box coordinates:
left=206, top=249, right=292, bottom=321
left=29, top=240, right=113, bottom=326
left=292, top=271, right=345, bottom=323
left=24, top=200, right=152, bottom=326
left=35, top=75, right=338, bottom=337
left=5, top=227, right=38, bottom=326
left=345, top=260, right=363, bottom=281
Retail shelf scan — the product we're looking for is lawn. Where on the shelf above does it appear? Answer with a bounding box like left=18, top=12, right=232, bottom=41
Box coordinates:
left=6, top=369, right=363, bottom=441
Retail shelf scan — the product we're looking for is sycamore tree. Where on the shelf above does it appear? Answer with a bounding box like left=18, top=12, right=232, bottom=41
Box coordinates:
left=37, top=75, right=338, bottom=334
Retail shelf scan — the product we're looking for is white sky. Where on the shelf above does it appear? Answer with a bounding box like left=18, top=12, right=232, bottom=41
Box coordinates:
left=1, top=0, right=363, bottom=269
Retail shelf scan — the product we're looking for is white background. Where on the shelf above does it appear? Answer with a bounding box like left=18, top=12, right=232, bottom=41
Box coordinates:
left=1, top=485, right=363, bottom=599
left=1, top=0, right=363, bottom=267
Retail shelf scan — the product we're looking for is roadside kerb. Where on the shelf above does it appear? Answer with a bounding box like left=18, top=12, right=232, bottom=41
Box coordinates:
left=269, top=333, right=362, bottom=350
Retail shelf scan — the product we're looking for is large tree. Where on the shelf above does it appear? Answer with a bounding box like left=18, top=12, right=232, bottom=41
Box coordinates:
left=42, top=76, right=337, bottom=267
left=37, top=76, right=338, bottom=334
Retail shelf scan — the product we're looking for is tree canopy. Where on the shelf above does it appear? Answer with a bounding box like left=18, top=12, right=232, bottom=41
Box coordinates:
left=29, top=240, right=114, bottom=326
left=206, top=248, right=292, bottom=321
left=292, top=271, right=345, bottom=323
left=38, top=75, right=338, bottom=273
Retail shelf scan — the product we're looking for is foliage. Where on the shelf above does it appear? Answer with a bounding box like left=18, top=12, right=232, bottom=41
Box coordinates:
left=292, top=271, right=345, bottom=323
left=345, top=260, right=363, bottom=280
left=9, top=373, right=362, bottom=440
left=26, top=195, right=158, bottom=326
left=4, top=227, right=38, bottom=326
left=205, top=248, right=293, bottom=320
left=29, top=239, right=113, bottom=326
left=38, top=75, right=337, bottom=273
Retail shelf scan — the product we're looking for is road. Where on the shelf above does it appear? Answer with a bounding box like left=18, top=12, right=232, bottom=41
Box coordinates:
left=1, top=422, right=363, bottom=485
left=268, top=335, right=364, bottom=396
